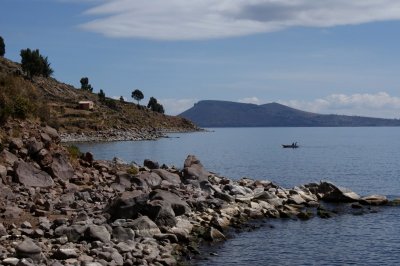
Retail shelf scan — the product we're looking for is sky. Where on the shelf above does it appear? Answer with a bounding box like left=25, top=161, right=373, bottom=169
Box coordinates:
left=1, top=0, right=400, bottom=118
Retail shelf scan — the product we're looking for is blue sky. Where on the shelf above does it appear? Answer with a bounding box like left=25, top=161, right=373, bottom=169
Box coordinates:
left=2, top=0, right=400, bottom=118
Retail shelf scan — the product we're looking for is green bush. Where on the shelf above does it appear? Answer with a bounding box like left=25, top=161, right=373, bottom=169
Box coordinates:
left=66, top=145, right=82, bottom=160
left=20, top=48, right=53, bottom=79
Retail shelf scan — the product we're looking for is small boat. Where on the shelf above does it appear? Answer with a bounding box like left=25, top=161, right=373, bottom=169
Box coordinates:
left=282, top=144, right=299, bottom=148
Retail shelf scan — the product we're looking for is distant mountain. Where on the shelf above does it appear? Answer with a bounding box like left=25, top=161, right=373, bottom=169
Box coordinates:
left=179, top=100, right=400, bottom=127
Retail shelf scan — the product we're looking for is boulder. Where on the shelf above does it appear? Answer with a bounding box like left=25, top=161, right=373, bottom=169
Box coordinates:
left=15, top=238, right=42, bottom=262
left=0, top=222, right=7, bottom=236
left=152, top=169, right=181, bottom=186
left=183, top=155, right=209, bottom=183
left=9, top=138, right=24, bottom=150
left=37, top=149, right=53, bottom=167
left=144, top=159, right=159, bottom=170
left=204, top=227, right=226, bottom=242
left=43, top=125, right=60, bottom=143
left=146, top=200, right=177, bottom=227
left=87, top=225, right=111, bottom=243
left=0, top=150, right=18, bottom=166
left=106, top=190, right=148, bottom=220
left=112, top=226, right=135, bottom=242
left=115, top=172, right=132, bottom=187
left=26, top=137, right=43, bottom=156
left=132, top=172, right=162, bottom=189
left=129, top=216, right=161, bottom=237
left=49, top=153, right=74, bottom=181
left=318, top=182, right=361, bottom=202
left=14, top=161, right=54, bottom=187
left=53, top=248, right=78, bottom=260
left=40, top=133, right=52, bottom=148
left=149, top=189, right=190, bottom=216
left=360, top=195, right=388, bottom=206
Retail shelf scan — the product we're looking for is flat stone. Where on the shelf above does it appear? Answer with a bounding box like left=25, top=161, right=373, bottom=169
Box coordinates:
left=14, top=161, right=54, bottom=187
left=87, top=225, right=111, bottom=243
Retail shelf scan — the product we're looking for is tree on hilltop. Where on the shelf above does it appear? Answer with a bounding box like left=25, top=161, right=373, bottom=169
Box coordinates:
left=132, top=89, right=144, bottom=105
left=80, top=77, right=93, bottom=92
left=147, top=97, right=165, bottom=114
left=98, top=89, right=106, bottom=102
left=20, top=48, right=53, bottom=79
left=0, top=36, right=5, bottom=56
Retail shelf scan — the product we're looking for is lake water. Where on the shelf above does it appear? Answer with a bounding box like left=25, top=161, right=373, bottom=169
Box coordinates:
left=76, top=127, right=400, bottom=265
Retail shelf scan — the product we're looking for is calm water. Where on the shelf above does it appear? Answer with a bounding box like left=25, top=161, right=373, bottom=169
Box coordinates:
left=76, top=127, right=400, bottom=265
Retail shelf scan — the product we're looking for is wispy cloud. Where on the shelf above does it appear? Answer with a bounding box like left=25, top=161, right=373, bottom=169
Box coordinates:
left=158, top=98, right=198, bottom=115
left=238, top=97, right=263, bottom=105
left=280, top=92, right=400, bottom=119
left=79, top=0, right=400, bottom=40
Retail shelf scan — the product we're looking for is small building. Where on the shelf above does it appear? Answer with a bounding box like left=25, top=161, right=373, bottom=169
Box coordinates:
left=78, top=101, right=94, bottom=110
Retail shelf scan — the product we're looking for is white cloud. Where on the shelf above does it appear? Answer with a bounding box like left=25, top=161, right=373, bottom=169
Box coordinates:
left=158, top=98, right=198, bottom=115
left=280, top=92, right=400, bottom=119
left=238, top=97, right=263, bottom=105
left=79, top=0, right=400, bottom=40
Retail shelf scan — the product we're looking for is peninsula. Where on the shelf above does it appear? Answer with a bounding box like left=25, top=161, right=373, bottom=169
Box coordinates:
left=179, top=100, right=400, bottom=127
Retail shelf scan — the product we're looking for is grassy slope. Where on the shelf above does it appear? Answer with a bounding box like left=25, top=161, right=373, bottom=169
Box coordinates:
left=0, top=57, right=198, bottom=133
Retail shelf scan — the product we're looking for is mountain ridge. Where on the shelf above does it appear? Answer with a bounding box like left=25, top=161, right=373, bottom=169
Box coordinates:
left=179, top=100, right=400, bottom=127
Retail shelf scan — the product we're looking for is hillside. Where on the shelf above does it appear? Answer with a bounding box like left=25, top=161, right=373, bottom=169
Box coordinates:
left=179, top=100, right=400, bottom=127
left=0, top=57, right=198, bottom=139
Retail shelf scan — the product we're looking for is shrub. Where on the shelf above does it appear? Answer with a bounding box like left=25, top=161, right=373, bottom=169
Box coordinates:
left=20, top=48, right=53, bottom=79
left=127, top=166, right=139, bottom=175
left=0, top=36, right=5, bottom=56
left=66, top=145, right=82, bottom=160
left=80, top=77, right=93, bottom=92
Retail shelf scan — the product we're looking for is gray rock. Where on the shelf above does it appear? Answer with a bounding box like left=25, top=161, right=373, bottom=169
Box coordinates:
left=318, top=182, right=361, bottom=202
left=15, top=238, right=42, bottom=262
left=87, top=225, right=111, bottom=243
left=37, top=149, right=52, bottom=167
left=360, top=195, right=388, bottom=206
left=0, top=150, right=19, bottom=166
left=106, top=190, right=148, bottom=220
left=2, top=257, right=20, bottom=265
left=132, top=172, right=162, bottom=188
left=154, top=233, right=179, bottom=243
left=53, top=247, right=78, bottom=260
left=183, top=155, right=209, bottom=183
left=26, top=137, right=43, bottom=156
left=16, top=258, right=35, bottom=266
left=144, top=159, right=159, bottom=170
left=205, top=227, right=226, bottom=242
left=42, top=126, right=60, bottom=143
left=149, top=189, right=190, bottom=216
left=111, top=251, right=124, bottom=266
left=116, top=172, right=132, bottom=187
left=9, top=138, right=24, bottom=150
left=129, top=216, right=161, bottom=237
left=112, top=226, right=135, bottom=241
left=14, top=161, right=54, bottom=187
left=0, top=222, right=7, bottom=236
left=49, top=153, right=74, bottom=181
left=40, top=133, right=52, bottom=148
left=152, top=169, right=181, bottom=186
left=146, top=200, right=177, bottom=227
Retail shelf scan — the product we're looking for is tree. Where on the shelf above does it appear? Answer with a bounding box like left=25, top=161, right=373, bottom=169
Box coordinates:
left=80, top=77, right=93, bottom=92
left=98, top=89, right=106, bottom=102
left=147, top=97, right=165, bottom=114
left=132, top=89, right=144, bottom=105
left=0, top=36, right=5, bottom=57
left=119, top=96, right=125, bottom=102
left=20, top=48, right=53, bottom=79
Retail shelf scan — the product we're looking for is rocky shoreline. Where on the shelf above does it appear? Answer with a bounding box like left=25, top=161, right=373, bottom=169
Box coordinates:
left=0, top=121, right=399, bottom=266
left=60, top=128, right=202, bottom=143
